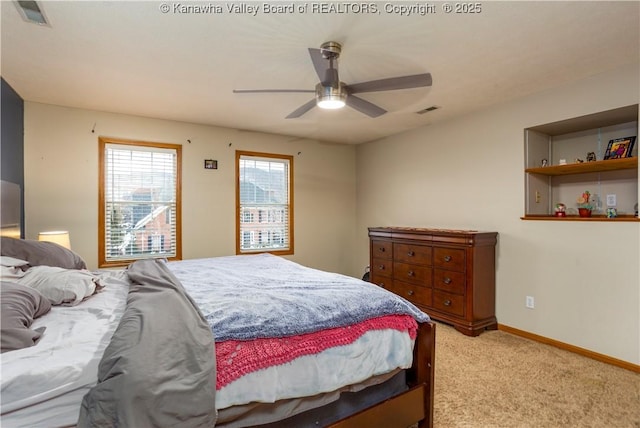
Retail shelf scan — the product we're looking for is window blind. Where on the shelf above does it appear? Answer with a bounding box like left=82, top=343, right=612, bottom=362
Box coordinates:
left=103, top=142, right=178, bottom=262
left=238, top=152, right=293, bottom=254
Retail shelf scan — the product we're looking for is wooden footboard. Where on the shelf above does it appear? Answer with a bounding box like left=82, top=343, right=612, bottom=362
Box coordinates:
left=328, top=321, right=436, bottom=428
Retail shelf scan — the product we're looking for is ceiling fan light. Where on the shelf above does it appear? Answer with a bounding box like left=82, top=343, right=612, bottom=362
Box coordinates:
left=318, top=97, right=346, bottom=109
left=316, top=83, right=346, bottom=109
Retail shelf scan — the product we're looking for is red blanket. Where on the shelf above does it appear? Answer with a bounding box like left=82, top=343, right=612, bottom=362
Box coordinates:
left=216, top=314, right=417, bottom=389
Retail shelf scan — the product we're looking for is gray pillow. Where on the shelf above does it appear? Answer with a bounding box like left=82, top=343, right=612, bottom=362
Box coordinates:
left=1, top=281, right=52, bottom=353
left=0, top=237, right=87, bottom=270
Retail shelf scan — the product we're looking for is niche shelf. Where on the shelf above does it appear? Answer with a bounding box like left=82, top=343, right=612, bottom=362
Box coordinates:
left=523, top=105, right=639, bottom=222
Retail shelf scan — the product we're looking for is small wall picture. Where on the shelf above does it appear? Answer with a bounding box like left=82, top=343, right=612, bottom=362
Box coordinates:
left=204, top=159, right=218, bottom=169
left=603, top=136, right=636, bottom=160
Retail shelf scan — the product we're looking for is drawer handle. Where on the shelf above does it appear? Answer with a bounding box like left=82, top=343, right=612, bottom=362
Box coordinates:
left=444, top=300, right=452, bottom=306
left=378, top=265, right=385, bottom=270
left=379, top=247, right=386, bottom=252
left=407, top=290, right=415, bottom=296
left=444, top=255, right=452, bottom=262
left=443, top=277, right=452, bottom=285
left=407, top=251, right=415, bottom=257
left=407, top=270, right=415, bottom=277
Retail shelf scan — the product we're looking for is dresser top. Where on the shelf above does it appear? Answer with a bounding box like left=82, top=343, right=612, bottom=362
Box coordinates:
left=368, top=227, right=498, bottom=245
left=369, top=227, right=495, bottom=235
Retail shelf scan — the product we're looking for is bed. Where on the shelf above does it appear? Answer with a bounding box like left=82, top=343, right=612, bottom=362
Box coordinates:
left=0, top=237, right=435, bottom=428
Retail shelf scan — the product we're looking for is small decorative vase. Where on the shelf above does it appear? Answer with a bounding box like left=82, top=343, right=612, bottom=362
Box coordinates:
left=578, top=208, right=592, bottom=218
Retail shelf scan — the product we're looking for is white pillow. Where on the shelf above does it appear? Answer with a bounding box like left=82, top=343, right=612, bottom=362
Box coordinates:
left=0, top=256, right=29, bottom=267
left=0, top=265, right=27, bottom=281
left=15, top=266, right=103, bottom=306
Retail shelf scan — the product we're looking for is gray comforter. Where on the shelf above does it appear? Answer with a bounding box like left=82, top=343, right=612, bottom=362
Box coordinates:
left=78, top=259, right=217, bottom=428
left=168, top=254, right=430, bottom=342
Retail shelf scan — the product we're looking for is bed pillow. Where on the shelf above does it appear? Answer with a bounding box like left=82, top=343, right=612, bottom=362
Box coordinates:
left=0, top=237, right=87, bottom=270
left=0, top=256, right=29, bottom=267
left=0, top=256, right=29, bottom=281
left=1, top=281, right=52, bottom=353
left=15, top=266, right=104, bottom=306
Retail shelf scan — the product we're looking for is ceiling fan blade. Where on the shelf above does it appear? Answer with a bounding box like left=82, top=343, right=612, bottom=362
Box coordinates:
left=308, top=48, right=327, bottom=82
left=346, top=95, right=387, bottom=118
left=347, top=73, right=432, bottom=94
left=233, top=89, right=314, bottom=94
left=286, top=99, right=317, bottom=119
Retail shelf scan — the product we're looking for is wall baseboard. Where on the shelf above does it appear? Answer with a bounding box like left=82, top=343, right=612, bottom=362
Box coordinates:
left=497, top=324, right=640, bottom=374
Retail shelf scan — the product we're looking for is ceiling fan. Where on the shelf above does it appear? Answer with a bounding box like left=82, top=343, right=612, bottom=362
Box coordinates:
left=233, top=41, right=432, bottom=119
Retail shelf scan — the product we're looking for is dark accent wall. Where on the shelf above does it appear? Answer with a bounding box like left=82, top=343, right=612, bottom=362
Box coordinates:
left=1, top=78, right=25, bottom=237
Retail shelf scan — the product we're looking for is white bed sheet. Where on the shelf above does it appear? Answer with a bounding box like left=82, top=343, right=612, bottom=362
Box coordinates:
left=0, top=270, right=130, bottom=427
left=216, top=328, right=414, bottom=409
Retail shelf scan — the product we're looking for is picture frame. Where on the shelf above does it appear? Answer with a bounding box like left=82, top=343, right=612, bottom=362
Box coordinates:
left=204, top=159, right=217, bottom=169
left=603, top=136, right=636, bottom=160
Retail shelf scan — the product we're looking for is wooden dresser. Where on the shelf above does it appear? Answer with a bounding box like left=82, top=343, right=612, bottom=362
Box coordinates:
left=368, top=227, right=498, bottom=336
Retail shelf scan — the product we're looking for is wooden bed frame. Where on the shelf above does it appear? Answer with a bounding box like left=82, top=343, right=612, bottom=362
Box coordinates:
left=328, top=321, right=436, bottom=428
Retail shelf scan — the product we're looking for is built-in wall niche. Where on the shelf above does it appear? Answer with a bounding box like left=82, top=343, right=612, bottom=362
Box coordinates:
left=523, top=104, right=639, bottom=221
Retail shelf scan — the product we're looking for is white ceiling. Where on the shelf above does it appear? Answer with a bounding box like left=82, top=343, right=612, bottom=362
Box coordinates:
left=1, top=1, right=639, bottom=144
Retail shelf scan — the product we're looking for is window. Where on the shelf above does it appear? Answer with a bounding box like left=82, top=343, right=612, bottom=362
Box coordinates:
left=241, top=211, right=254, bottom=223
left=99, top=137, right=182, bottom=267
left=236, top=151, right=293, bottom=255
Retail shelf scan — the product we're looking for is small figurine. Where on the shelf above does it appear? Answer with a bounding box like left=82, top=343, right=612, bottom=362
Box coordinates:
left=541, top=159, right=548, bottom=167
left=606, top=208, right=617, bottom=218
left=586, top=152, right=596, bottom=162
left=554, top=203, right=566, bottom=217
left=577, top=191, right=592, bottom=208
left=575, top=158, right=584, bottom=163
left=577, top=191, right=594, bottom=217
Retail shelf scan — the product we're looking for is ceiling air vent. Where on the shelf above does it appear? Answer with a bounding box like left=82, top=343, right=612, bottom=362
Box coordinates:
left=416, top=106, right=440, bottom=115
left=14, top=1, right=49, bottom=26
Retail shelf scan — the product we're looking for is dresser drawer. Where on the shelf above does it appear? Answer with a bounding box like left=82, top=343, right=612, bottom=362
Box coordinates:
left=433, top=247, right=466, bottom=272
left=371, top=257, right=393, bottom=278
left=393, top=262, right=432, bottom=287
left=433, top=269, right=466, bottom=295
left=432, top=290, right=465, bottom=317
left=371, top=240, right=393, bottom=260
left=393, top=243, right=432, bottom=265
left=371, top=274, right=393, bottom=289
left=387, top=280, right=432, bottom=308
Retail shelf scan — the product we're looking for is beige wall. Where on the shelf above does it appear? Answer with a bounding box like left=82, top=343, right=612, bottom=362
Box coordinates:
left=355, top=64, right=640, bottom=365
left=23, top=103, right=357, bottom=274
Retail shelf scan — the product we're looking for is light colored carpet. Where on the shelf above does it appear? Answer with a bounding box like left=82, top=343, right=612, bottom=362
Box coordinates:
left=433, top=322, right=640, bottom=427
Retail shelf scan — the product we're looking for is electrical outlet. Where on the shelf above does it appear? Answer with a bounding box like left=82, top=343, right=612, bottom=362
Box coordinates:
left=606, top=194, right=617, bottom=207
left=525, top=296, right=535, bottom=309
